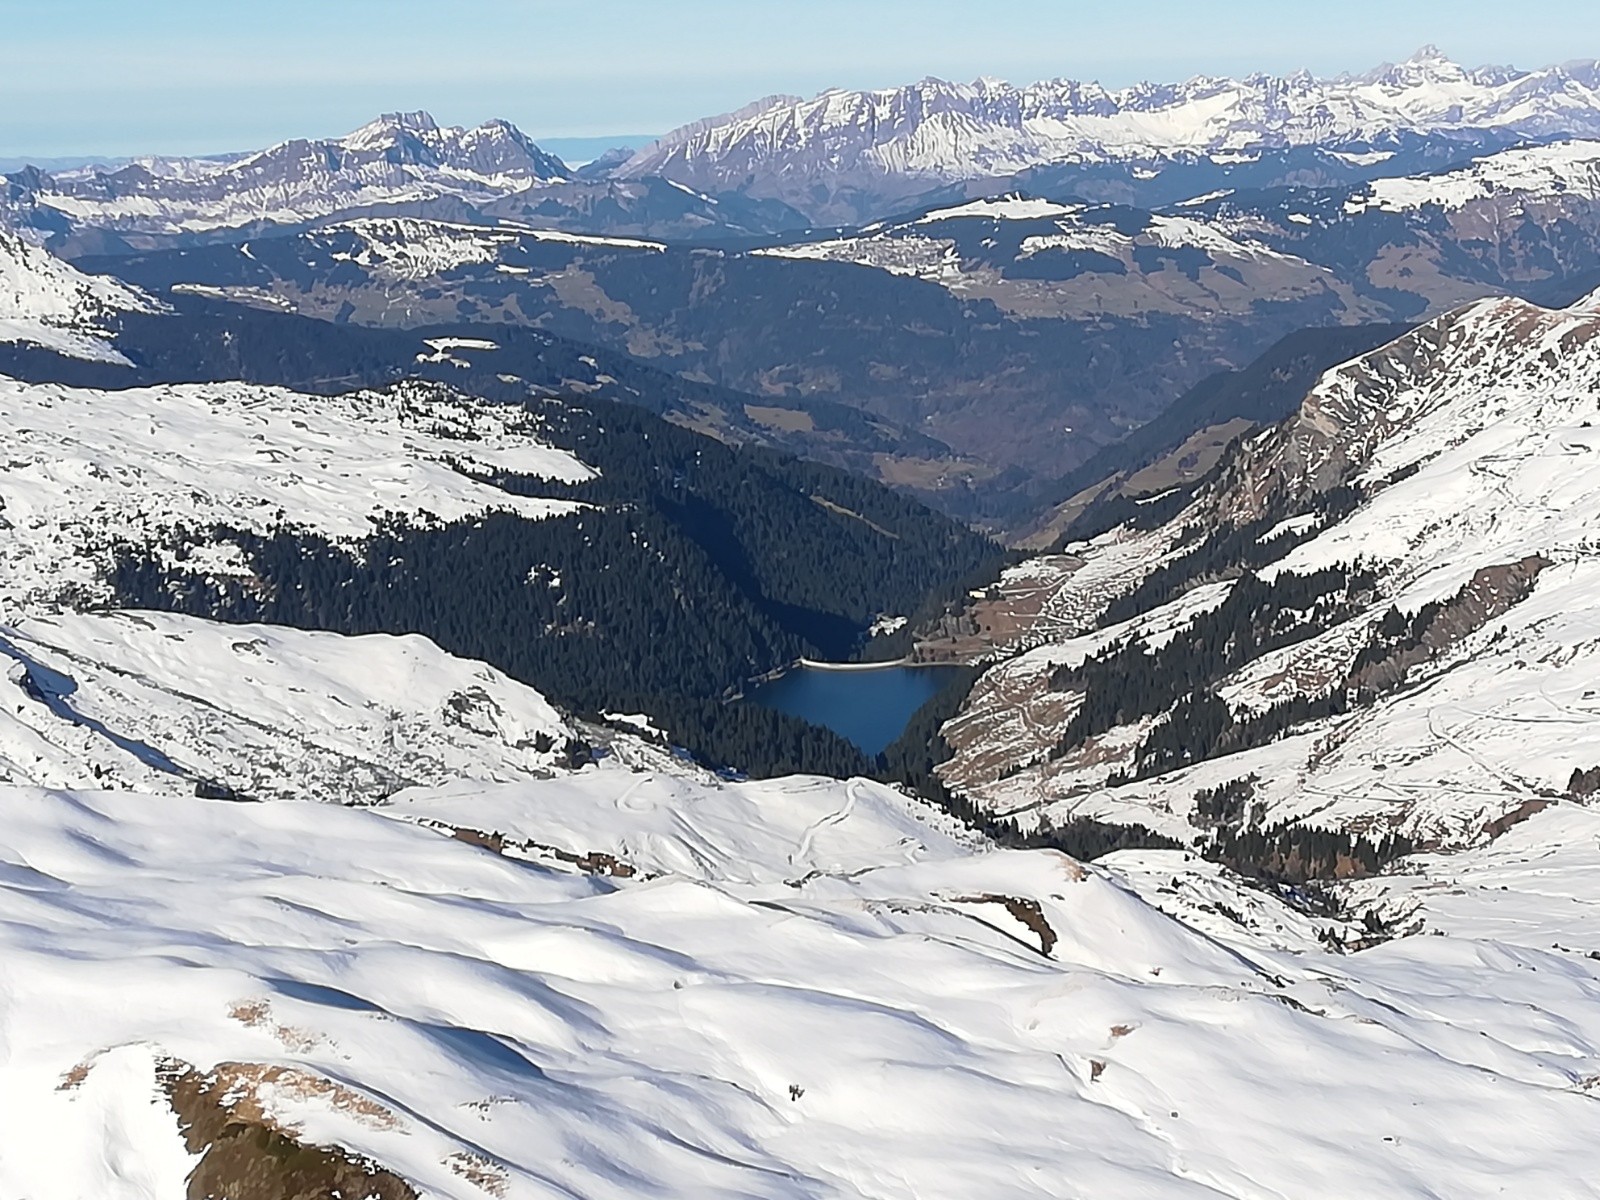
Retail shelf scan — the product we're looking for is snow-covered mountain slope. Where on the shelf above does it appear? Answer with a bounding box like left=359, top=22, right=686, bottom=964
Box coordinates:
left=614, top=48, right=1600, bottom=219
left=0, top=230, right=155, bottom=361
left=0, top=374, right=590, bottom=613
left=755, top=137, right=1600, bottom=326
left=0, top=611, right=587, bottom=802
left=940, top=287, right=1600, bottom=850
left=305, top=214, right=665, bottom=275
left=756, top=194, right=1377, bottom=320
left=12, top=112, right=567, bottom=242
left=1344, top=137, right=1600, bottom=213
left=1176, top=139, right=1600, bottom=315
left=8, top=780, right=1600, bottom=1198
left=0, top=364, right=646, bottom=800
left=1, top=114, right=815, bottom=254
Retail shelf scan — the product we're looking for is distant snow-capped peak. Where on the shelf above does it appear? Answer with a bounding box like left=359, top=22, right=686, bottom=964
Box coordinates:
left=169, top=110, right=568, bottom=186
left=3, top=113, right=571, bottom=243
left=613, top=49, right=1600, bottom=193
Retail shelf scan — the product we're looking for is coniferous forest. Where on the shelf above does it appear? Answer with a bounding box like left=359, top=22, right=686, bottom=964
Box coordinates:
left=108, top=391, right=1005, bottom=780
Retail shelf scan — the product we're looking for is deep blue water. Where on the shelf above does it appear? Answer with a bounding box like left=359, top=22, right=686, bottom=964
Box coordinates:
left=740, top=664, right=961, bottom=757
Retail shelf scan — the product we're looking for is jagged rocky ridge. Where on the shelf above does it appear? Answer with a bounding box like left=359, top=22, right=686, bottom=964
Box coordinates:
left=940, top=285, right=1600, bottom=856
left=612, top=48, right=1600, bottom=222
left=0, top=112, right=815, bottom=254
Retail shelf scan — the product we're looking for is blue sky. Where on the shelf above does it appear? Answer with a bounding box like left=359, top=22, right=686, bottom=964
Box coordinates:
left=4, top=0, right=1598, bottom=157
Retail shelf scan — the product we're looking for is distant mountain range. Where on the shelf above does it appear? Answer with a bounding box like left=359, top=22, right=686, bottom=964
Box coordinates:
left=0, top=113, right=811, bottom=253
left=613, top=47, right=1600, bottom=222
left=10, top=48, right=1600, bottom=250
left=9, top=49, right=1600, bottom=532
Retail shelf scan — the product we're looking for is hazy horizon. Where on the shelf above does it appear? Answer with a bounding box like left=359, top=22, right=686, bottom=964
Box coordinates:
left=4, top=0, right=1598, bottom=159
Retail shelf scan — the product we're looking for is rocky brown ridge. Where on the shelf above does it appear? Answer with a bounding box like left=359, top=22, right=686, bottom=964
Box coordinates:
left=155, top=1057, right=419, bottom=1200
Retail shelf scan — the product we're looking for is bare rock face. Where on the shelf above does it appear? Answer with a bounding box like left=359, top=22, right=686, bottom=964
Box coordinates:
left=940, top=285, right=1600, bottom=851
left=160, top=1059, right=418, bottom=1200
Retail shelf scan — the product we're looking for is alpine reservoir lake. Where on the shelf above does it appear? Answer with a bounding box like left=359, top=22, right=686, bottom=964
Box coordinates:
left=740, top=663, right=962, bottom=757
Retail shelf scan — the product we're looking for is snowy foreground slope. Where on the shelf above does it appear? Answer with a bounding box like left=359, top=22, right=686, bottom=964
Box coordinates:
left=6, top=247, right=1600, bottom=1195
left=7, top=781, right=1600, bottom=1199
left=944, top=286, right=1600, bottom=848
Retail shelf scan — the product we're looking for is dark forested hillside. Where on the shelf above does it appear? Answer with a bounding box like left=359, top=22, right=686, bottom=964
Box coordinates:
left=0, top=292, right=964, bottom=508
left=107, top=390, right=1005, bottom=779
left=1041, top=322, right=1416, bottom=517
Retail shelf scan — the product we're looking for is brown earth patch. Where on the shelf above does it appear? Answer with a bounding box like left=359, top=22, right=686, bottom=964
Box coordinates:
left=447, top=1150, right=509, bottom=1197
left=160, top=1059, right=414, bottom=1200
left=744, top=404, right=816, bottom=433
left=951, top=893, right=1059, bottom=956
left=1482, top=798, right=1553, bottom=841
left=447, top=823, right=638, bottom=878
left=913, top=555, right=1088, bottom=664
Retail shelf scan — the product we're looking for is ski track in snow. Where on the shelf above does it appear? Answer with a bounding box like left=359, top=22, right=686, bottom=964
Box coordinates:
left=7, top=784, right=1600, bottom=1198
left=3, top=160, right=1600, bottom=1195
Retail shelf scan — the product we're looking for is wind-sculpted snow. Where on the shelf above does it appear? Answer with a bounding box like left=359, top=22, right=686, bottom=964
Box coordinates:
left=7, top=783, right=1600, bottom=1197
left=0, top=611, right=582, bottom=802
left=0, top=375, right=592, bottom=611
left=0, top=230, right=156, bottom=361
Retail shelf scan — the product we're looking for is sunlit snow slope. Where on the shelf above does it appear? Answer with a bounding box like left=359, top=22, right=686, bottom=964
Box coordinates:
left=945, top=287, right=1600, bottom=850
left=0, top=230, right=155, bottom=361
left=0, top=375, right=590, bottom=612
left=6, top=782, right=1600, bottom=1199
